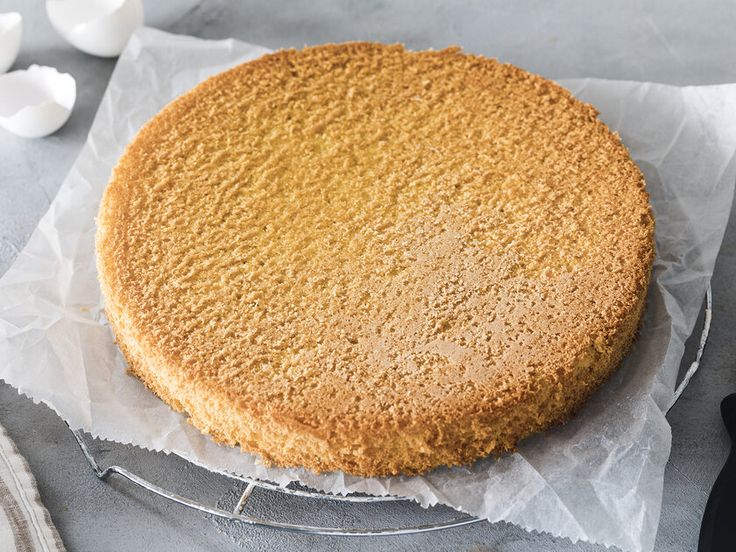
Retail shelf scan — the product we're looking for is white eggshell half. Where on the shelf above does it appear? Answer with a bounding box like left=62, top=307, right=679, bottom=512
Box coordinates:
left=0, top=65, right=76, bottom=138
left=46, top=0, right=144, bottom=58
left=0, top=12, right=22, bottom=74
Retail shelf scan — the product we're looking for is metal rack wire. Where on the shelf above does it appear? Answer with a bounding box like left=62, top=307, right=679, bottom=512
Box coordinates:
left=69, top=286, right=713, bottom=536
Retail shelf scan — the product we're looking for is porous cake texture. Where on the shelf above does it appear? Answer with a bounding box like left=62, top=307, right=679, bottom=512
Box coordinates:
left=96, top=43, right=654, bottom=477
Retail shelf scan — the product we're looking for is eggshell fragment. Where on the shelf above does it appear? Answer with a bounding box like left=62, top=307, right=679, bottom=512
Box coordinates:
left=46, top=0, right=144, bottom=58
left=0, top=65, right=76, bottom=138
left=0, top=12, right=22, bottom=74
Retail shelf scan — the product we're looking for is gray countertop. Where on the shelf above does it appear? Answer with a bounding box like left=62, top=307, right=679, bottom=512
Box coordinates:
left=1, top=1, right=735, bottom=551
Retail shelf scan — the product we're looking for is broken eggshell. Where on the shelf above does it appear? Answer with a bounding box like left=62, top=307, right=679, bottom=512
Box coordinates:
left=0, top=12, right=22, bottom=74
left=46, top=0, right=144, bottom=58
left=0, top=65, right=76, bottom=138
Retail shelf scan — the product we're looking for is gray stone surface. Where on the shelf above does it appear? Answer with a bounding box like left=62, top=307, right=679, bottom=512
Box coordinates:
left=1, top=1, right=735, bottom=550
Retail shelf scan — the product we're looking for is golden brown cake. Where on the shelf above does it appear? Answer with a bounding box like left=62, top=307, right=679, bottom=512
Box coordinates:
left=96, top=42, right=654, bottom=477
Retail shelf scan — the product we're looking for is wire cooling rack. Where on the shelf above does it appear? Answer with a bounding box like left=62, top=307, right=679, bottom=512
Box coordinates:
left=69, top=286, right=713, bottom=537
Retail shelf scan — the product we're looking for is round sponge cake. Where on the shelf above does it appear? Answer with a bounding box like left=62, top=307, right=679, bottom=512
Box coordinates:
left=96, top=43, right=654, bottom=477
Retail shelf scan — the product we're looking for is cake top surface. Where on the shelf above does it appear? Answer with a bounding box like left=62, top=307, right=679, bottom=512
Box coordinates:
left=97, top=42, right=654, bottom=435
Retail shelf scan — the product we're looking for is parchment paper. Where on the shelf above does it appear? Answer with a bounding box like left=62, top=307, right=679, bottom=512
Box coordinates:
left=2, top=28, right=736, bottom=552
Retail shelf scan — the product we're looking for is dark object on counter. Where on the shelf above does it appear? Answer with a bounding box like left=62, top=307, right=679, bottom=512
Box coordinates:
left=699, top=393, right=736, bottom=552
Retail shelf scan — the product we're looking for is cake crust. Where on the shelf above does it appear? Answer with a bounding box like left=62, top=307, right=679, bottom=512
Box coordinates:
left=96, top=42, right=655, bottom=476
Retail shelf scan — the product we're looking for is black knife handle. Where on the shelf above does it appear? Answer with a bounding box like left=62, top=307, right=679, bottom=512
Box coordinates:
left=698, top=393, right=736, bottom=552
